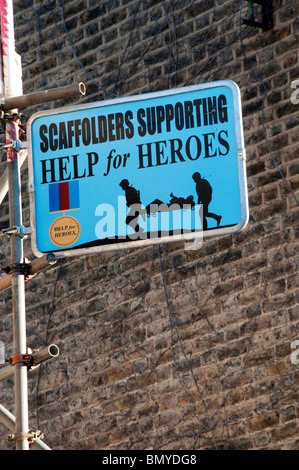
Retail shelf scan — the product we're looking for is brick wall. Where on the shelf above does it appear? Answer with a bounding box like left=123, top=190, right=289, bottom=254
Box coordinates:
left=0, top=0, right=298, bottom=450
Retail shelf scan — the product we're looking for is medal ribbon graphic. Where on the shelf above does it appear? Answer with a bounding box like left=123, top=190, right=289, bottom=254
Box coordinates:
left=49, top=181, right=80, bottom=213
left=48, top=181, right=81, bottom=247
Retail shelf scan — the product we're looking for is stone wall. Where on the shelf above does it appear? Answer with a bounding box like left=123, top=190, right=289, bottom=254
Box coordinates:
left=0, top=0, right=298, bottom=450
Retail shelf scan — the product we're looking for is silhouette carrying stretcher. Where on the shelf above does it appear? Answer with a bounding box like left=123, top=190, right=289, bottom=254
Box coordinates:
left=119, top=174, right=221, bottom=233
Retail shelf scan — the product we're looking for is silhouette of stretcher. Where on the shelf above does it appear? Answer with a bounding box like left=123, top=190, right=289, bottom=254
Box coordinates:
left=145, top=194, right=195, bottom=217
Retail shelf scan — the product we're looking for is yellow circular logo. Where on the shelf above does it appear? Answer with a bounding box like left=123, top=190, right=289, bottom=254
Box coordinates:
left=49, top=215, right=81, bottom=247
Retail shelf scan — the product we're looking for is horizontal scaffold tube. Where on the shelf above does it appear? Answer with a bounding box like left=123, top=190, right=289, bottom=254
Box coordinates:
left=0, top=253, right=57, bottom=291
left=0, top=344, right=59, bottom=383
left=0, top=82, right=86, bottom=111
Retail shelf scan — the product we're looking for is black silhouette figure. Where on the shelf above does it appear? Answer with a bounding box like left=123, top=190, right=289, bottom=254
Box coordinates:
left=192, top=172, right=221, bottom=230
left=119, top=179, right=144, bottom=233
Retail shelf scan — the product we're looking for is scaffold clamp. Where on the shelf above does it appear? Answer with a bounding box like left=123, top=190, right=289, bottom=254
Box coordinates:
left=8, top=429, right=44, bottom=445
left=8, top=354, right=32, bottom=367
left=1, top=225, right=33, bottom=238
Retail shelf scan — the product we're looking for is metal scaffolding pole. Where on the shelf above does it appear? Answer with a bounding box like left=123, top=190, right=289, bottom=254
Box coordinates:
left=0, top=82, right=86, bottom=110
left=0, top=404, right=51, bottom=450
left=0, top=344, right=60, bottom=383
left=0, top=253, right=57, bottom=292
left=1, top=0, right=29, bottom=450
left=0, top=1, right=85, bottom=450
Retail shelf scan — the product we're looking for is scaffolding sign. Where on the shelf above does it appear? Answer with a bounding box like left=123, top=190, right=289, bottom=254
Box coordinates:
left=27, top=80, right=248, bottom=257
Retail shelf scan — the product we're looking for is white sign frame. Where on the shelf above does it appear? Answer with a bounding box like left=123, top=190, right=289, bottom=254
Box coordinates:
left=27, top=80, right=248, bottom=257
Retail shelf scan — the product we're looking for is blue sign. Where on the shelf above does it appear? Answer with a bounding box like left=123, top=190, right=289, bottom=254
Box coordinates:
left=27, top=80, right=248, bottom=257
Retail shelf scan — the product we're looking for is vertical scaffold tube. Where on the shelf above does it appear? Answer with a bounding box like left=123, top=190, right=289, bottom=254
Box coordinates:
left=1, top=0, right=29, bottom=450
